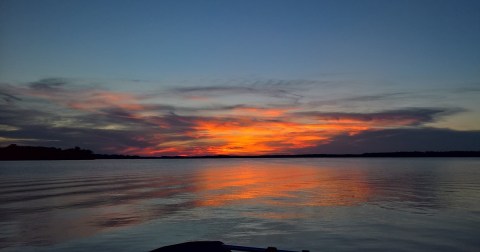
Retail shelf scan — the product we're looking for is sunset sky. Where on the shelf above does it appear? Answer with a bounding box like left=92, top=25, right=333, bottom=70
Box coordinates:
left=1, top=0, right=480, bottom=156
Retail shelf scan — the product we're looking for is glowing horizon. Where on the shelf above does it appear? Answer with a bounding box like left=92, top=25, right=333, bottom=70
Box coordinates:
left=1, top=1, right=479, bottom=155
left=1, top=78, right=479, bottom=156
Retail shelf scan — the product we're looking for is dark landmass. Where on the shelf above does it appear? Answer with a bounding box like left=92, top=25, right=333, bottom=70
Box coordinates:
left=94, top=153, right=142, bottom=159
left=158, top=151, right=480, bottom=159
left=0, top=144, right=95, bottom=160
left=1, top=144, right=480, bottom=160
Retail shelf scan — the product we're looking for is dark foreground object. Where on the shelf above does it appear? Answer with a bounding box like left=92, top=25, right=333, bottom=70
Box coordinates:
left=150, top=241, right=309, bottom=252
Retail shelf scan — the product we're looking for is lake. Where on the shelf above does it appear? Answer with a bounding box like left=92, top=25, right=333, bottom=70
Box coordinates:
left=0, top=158, right=479, bottom=251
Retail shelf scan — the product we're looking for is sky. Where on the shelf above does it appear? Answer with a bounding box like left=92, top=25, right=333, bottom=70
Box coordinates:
left=1, top=0, right=480, bottom=156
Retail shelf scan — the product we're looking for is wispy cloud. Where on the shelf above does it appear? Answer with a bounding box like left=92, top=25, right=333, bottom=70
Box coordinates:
left=0, top=92, right=21, bottom=104
left=170, top=81, right=304, bottom=104
left=0, top=84, right=22, bottom=104
left=29, top=78, right=68, bottom=91
left=293, top=108, right=463, bottom=126
left=305, top=92, right=409, bottom=107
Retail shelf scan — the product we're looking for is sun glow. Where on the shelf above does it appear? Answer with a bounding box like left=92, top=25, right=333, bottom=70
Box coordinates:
left=118, top=108, right=423, bottom=156
left=191, top=116, right=372, bottom=155
left=9, top=83, right=449, bottom=156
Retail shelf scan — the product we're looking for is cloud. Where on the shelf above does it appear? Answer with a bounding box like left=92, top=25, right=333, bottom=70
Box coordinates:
left=0, top=84, right=22, bottom=104
left=0, top=78, right=476, bottom=155
left=293, top=108, right=463, bottom=126
left=0, top=105, right=202, bottom=155
left=306, top=92, right=409, bottom=107
left=0, top=106, right=58, bottom=127
left=0, top=91, right=21, bottom=104
left=171, top=82, right=304, bottom=104
left=29, top=78, right=68, bottom=90
left=297, top=128, right=480, bottom=154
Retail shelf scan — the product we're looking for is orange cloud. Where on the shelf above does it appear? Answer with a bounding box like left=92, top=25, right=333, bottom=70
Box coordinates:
left=190, top=116, right=374, bottom=155
left=119, top=107, right=431, bottom=156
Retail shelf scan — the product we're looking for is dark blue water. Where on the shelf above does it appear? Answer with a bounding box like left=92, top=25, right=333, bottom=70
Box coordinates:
left=0, top=158, right=479, bottom=251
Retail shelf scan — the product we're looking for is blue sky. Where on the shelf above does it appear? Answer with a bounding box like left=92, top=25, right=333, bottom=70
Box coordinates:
left=2, top=0, right=479, bottom=82
left=1, top=0, right=479, bottom=155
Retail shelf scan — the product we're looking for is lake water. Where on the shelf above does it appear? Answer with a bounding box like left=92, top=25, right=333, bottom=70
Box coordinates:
left=0, top=158, right=479, bottom=252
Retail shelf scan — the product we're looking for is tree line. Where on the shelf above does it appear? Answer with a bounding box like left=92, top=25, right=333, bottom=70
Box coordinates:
left=0, top=144, right=94, bottom=160
left=1, top=144, right=479, bottom=160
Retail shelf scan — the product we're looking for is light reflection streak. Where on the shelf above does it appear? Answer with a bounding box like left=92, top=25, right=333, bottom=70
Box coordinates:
left=194, top=161, right=372, bottom=208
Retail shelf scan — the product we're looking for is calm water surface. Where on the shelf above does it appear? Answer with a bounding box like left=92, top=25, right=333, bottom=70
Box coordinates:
left=0, top=158, right=479, bottom=251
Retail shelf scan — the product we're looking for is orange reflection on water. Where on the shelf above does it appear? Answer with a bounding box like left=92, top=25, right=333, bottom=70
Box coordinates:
left=194, top=161, right=373, bottom=209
